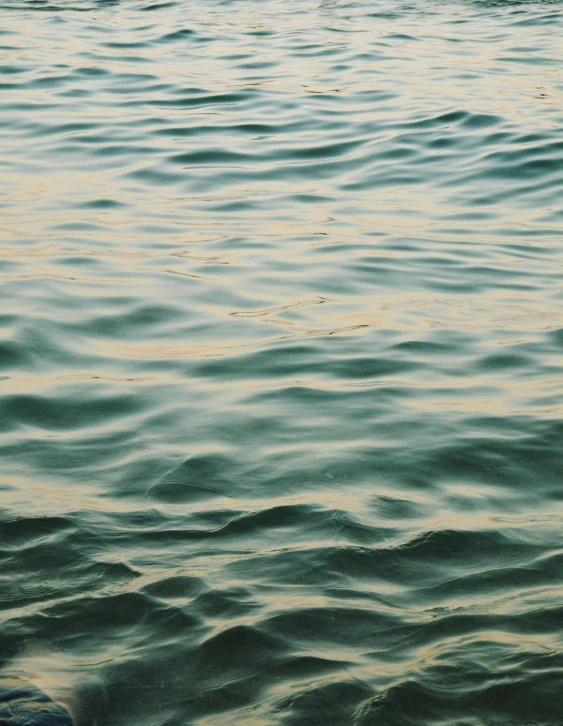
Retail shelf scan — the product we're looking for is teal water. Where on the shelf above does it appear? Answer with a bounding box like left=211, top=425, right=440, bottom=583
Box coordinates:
left=1, top=0, right=563, bottom=723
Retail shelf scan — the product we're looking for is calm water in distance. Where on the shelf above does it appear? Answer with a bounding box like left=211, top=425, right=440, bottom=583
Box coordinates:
left=1, top=0, right=563, bottom=723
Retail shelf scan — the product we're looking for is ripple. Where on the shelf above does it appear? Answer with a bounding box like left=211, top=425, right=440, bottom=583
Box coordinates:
left=1, top=0, right=563, bottom=722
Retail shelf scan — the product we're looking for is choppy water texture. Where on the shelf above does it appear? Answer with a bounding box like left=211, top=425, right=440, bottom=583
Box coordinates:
left=1, top=0, right=563, bottom=722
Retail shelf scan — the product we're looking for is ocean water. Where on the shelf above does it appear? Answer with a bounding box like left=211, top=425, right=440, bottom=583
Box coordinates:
left=1, top=0, right=563, bottom=723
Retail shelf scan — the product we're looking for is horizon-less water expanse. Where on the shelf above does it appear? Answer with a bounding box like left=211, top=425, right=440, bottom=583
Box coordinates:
left=1, top=0, right=563, bottom=723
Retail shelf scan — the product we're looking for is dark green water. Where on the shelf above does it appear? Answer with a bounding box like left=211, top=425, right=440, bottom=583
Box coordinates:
left=1, top=0, right=563, bottom=723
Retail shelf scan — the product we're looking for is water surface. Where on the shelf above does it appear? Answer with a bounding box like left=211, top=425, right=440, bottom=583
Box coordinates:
left=1, top=0, right=563, bottom=723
